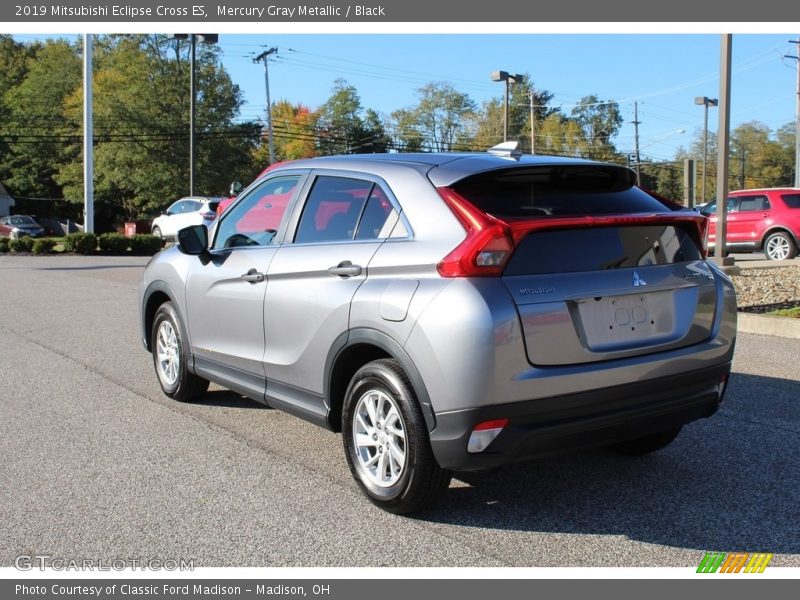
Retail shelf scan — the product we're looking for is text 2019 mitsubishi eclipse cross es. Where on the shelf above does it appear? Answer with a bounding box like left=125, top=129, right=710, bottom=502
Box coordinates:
left=139, top=145, right=737, bottom=514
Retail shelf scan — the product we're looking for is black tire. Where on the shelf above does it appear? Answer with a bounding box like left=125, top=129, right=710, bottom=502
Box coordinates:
left=342, top=359, right=450, bottom=515
left=609, top=426, right=682, bottom=456
left=152, top=226, right=165, bottom=247
left=763, top=231, right=797, bottom=261
left=151, top=301, right=209, bottom=401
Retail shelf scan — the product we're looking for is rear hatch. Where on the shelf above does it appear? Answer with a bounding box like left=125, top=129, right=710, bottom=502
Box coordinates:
left=442, top=162, right=715, bottom=366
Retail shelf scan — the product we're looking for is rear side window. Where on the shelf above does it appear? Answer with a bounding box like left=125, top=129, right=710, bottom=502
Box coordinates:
left=736, top=195, right=770, bottom=211
left=294, top=176, right=401, bottom=244
left=782, top=194, right=800, bottom=209
left=450, top=165, right=672, bottom=219
left=504, top=226, right=703, bottom=276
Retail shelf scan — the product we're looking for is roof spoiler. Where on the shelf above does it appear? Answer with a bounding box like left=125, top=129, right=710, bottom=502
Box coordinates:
left=487, top=141, right=522, bottom=159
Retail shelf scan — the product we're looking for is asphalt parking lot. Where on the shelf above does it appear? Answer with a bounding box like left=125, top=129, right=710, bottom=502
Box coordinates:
left=1, top=254, right=798, bottom=568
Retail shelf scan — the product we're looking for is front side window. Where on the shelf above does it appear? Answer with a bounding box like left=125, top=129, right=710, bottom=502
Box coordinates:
left=212, top=176, right=301, bottom=250
left=166, top=200, right=183, bottom=215
left=736, top=195, right=770, bottom=212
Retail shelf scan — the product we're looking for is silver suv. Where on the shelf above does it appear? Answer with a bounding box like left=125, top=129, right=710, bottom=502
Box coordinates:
left=139, top=149, right=737, bottom=514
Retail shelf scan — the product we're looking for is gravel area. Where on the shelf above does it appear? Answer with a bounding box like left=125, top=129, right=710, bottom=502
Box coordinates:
left=730, top=265, right=800, bottom=310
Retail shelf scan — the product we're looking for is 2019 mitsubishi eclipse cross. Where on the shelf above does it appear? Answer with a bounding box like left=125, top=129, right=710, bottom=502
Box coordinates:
left=139, top=146, right=737, bottom=514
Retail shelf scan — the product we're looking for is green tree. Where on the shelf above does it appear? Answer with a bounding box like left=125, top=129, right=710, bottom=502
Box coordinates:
left=1, top=39, right=81, bottom=200
left=395, top=82, right=476, bottom=152
left=254, top=100, right=319, bottom=165
left=471, top=83, right=556, bottom=153
left=570, top=95, right=623, bottom=159
left=55, top=35, right=259, bottom=222
left=317, top=79, right=389, bottom=155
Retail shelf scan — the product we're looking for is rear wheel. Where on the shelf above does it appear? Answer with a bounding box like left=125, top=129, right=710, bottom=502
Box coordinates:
left=342, top=359, right=450, bottom=515
left=151, top=301, right=208, bottom=401
left=152, top=226, right=165, bottom=246
left=763, top=231, right=797, bottom=261
left=609, top=426, right=682, bottom=456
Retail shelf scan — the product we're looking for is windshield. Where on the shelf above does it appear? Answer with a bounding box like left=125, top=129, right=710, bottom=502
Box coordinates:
left=8, top=216, right=36, bottom=225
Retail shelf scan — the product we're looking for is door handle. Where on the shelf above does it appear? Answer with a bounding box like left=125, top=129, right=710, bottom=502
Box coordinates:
left=241, top=268, right=265, bottom=283
left=327, top=260, right=363, bottom=278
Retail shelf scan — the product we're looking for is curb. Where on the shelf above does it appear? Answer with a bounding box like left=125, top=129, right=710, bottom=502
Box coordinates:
left=737, top=312, right=800, bottom=339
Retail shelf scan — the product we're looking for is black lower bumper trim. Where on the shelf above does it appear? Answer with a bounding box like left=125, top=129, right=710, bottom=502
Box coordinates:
left=429, top=363, right=731, bottom=471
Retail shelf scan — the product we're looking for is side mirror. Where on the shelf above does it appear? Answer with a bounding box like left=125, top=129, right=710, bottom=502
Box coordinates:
left=177, top=224, right=209, bottom=256
left=229, top=180, right=244, bottom=196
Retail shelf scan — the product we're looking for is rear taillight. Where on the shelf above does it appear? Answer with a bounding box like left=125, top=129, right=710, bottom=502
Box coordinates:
left=436, top=187, right=514, bottom=277
left=698, top=218, right=709, bottom=257
left=200, top=211, right=217, bottom=221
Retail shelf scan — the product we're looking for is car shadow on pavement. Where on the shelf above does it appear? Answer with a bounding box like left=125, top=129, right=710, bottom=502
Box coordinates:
left=421, top=372, right=800, bottom=554
left=38, top=264, right=146, bottom=271
left=186, top=389, right=271, bottom=410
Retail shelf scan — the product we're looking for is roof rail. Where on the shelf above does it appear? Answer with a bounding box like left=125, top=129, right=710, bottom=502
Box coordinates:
left=487, top=141, right=522, bottom=159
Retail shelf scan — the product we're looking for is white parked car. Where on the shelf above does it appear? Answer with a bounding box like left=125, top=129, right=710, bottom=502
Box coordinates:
left=151, top=197, right=221, bottom=241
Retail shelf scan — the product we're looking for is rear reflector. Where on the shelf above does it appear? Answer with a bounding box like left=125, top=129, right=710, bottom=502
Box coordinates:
left=467, top=418, right=509, bottom=453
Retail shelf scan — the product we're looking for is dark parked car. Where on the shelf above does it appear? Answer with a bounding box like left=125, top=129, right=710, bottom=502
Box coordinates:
left=0, top=215, right=46, bottom=239
left=140, top=147, right=737, bottom=514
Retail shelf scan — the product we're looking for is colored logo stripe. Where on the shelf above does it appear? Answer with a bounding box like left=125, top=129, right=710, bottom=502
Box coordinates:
left=697, top=552, right=726, bottom=573
left=697, top=552, right=773, bottom=573
left=720, top=552, right=749, bottom=573
left=744, top=553, right=773, bottom=573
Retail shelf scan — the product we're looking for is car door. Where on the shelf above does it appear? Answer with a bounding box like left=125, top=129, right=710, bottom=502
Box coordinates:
left=159, top=200, right=185, bottom=237
left=184, top=174, right=306, bottom=400
left=262, top=173, right=401, bottom=420
left=727, top=194, right=770, bottom=246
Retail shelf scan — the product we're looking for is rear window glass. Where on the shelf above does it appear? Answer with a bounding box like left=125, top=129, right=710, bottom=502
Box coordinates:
left=207, top=202, right=220, bottom=212
left=782, top=194, right=800, bottom=209
left=504, top=225, right=703, bottom=276
left=451, top=165, right=673, bottom=218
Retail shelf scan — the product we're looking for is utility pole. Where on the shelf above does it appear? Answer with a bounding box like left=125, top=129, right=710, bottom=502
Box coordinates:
left=739, top=143, right=746, bottom=189
left=787, top=38, right=800, bottom=188
left=529, top=90, right=536, bottom=154
left=254, top=47, right=278, bottom=164
left=632, top=101, right=641, bottom=184
left=82, top=34, right=93, bottom=233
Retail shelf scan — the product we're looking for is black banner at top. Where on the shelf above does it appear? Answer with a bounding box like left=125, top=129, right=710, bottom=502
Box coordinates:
left=2, top=0, right=799, bottom=22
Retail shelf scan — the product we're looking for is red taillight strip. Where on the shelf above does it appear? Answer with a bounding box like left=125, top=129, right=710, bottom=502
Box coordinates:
left=436, top=187, right=515, bottom=277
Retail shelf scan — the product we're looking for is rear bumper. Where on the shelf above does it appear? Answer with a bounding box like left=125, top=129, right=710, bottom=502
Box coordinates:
left=429, top=362, right=731, bottom=471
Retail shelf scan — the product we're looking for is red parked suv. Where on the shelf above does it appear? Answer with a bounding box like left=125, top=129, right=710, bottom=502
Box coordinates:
left=702, top=188, right=800, bottom=260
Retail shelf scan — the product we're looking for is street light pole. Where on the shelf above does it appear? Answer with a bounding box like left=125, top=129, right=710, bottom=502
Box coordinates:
left=171, top=34, right=218, bottom=196
left=788, top=39, right=800, bottom=188
left=189, top=34, right=195, bottom=196
left=82, top=33, right=93, bottom=234
left=695, top=96, right=718, bottom=204
left=491, top=71, right=524, bottom=144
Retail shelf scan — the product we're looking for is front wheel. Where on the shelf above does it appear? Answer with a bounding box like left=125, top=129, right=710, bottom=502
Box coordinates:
left=763, top=231, right=797, bottom=261
left=609, top=426, right=682, bottom=456
left=151, top=301, right=209, bottom=401
left=342, top=359, right=450, bottom=515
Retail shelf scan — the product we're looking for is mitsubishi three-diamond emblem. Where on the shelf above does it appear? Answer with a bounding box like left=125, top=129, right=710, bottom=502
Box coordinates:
left=633, top=271, right=647, bottom=287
